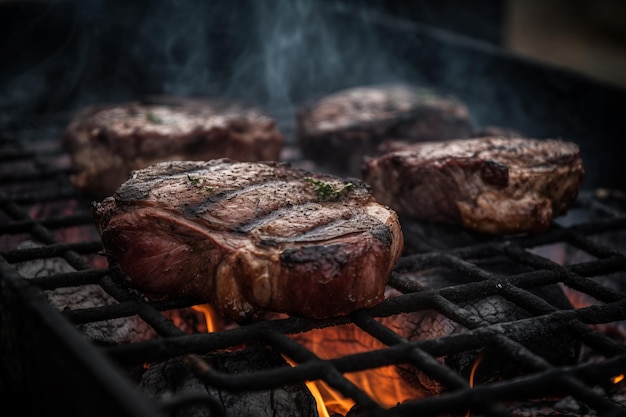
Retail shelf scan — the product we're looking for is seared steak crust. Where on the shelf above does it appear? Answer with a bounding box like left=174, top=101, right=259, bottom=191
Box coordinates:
left=93, top=159, right=403, bottom=322
left=362, top=137, right=584, bottom=234
left=64, top=99, right=284, bottom=199
left=297, top=84, right=474, bottom=176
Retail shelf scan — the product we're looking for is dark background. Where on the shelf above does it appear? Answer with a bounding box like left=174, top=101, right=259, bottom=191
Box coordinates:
left=1, top=0, right=624, bottom=191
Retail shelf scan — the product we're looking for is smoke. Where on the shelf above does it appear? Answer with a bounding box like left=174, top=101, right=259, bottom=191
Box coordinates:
left=244, top=1, right=403, bottom=106
left=108, top=0, right=409, bottom=106
left=0, top=0, right=412, bottom=127
left=125, top=0, right=408, bottom=108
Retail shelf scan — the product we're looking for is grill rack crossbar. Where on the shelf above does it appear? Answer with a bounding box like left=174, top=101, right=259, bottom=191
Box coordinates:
left=2, top=127, right=626, bottom=417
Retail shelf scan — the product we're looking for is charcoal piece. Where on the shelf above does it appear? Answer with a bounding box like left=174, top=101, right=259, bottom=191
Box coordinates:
left=386, top=264, right=580, bottom=390
left=15, top=241, right=157, bottom=344
left=563, top=227, right=626, bottom=343
left=15, top=240, right=204, bottom=344
left=139, top=346, right=318, bottom=417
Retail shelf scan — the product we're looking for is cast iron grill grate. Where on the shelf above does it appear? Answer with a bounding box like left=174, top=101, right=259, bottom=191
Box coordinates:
left=1, top=122, right=626, bottom=417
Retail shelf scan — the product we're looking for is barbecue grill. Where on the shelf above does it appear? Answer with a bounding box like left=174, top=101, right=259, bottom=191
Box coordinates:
left=2, top=1, right=626, bottom=417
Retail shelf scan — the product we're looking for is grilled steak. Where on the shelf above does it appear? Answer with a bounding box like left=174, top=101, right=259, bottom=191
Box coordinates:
left=92, top=159, right=403, bottom=322
left=362, top=137, right=584, bottom=234
left=63, top=98, right=284, bottom=199
left=296, top=83, right=474, bottom=176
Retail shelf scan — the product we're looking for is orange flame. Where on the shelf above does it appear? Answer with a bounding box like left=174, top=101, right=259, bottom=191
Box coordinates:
left=612, top=374, right=624, bottom=384
left=464, top=351, right=485, bottom=417
left=469, top=351, right=485, bottom=388
left=191, top=309, right=427, bottom=413
left=284, top=357, right=354, bottom=417
left=290, top=324, right=428, bottom=414
left=191, top=304, right=220, bottom=332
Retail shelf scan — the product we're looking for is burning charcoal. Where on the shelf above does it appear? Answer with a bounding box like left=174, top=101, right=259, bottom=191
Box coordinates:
left=385, top=264, right=580, bottom=389
left=294, top=262, right=580, bottom=406
left=139, top=346, right=318, bottom=417
left=563, top=228, right=626, bottom=342
left=16, top=241, right=206, bottom=343
left=15, top=241, right=158, bottom=344
left=291, top=322, right=431, bottom=411
left=296, top=83, right=474, bottom=176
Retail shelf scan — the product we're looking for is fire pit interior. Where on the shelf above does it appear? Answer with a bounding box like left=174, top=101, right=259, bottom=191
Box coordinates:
left=1, top=1, right=626, bottom=417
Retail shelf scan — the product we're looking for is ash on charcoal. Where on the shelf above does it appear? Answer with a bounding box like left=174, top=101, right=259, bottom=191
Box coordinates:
left=387, top=264, right=580, bottom=389
left=15, top=241, right=157, bottom=344
left=505, top=384, right=626, bottom=417
left=139, top=346, right=318, bottom=417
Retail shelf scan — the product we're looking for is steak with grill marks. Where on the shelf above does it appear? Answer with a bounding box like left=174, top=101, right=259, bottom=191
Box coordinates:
left=296, top=83, right=474, bottom=177
left=362, top=137, right=585, bottom=234
left=63, top=98, right=284, bottom=199
left=92, top=159, right=403, bottom=322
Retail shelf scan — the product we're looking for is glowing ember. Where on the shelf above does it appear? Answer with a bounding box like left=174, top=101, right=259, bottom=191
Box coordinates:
left=191, top=304, right=221, bottom=332
left=464, top=351, right=486, bottom=417
left=284, top=357, right=353, bottom=417
left=468, top=351, right=485, bottom=389
left=190, top=307, right=429, bottom=415
left=612, top=374, right=625, bottom=384
left=291, top=323, right=429, bottom=413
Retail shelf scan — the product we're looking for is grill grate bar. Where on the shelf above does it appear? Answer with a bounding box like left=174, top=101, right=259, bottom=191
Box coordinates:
left=3, top=127, right=626, bottom=416
left=0, top=213, right=96, bottom=234
left=390, top=354, right=626, bottom=416
left=0, top=200, right=98, bottom=273
left=1, top=241, right=103, bottom=263
left=0, top=167, right=74, bottom=183
left=28, top=268, right=109, bottom=290
left=0, top=188, right=84, bottom=204
left=351, top=311, right=472, bottom=391
left=263, top=330, right=385, bottom=412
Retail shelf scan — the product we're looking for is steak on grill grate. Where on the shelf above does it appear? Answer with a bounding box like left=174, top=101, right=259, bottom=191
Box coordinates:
left=296, top=83, right=474, bottom=176
left=63, top=97, right=284, bottom=199
left=362, top=137, right=585, bottom=234
left=92, top=159, right=403, bottom=322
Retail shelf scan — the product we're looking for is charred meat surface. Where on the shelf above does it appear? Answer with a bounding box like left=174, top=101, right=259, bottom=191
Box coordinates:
left=92, top=159, right=403, bottom=322
left=362, top=137, right=584, bottom=234
left=296, top=83, right=474, bottom=177
left=63, top=98, right=284, bottom=199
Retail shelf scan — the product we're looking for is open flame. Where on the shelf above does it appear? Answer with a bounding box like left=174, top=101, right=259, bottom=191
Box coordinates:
left=191, top=305, right=428, bottom=415
left=284, top=358, right=354, bottom=417
left=191, top=304, right=221, bottom=332
left=463, top=351, right=486, bottom=417
left=289, top=323, right=430, bottom=414
left=190, top=299, right=623, bottom=416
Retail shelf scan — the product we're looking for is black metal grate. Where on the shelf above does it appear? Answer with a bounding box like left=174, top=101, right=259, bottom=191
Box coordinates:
left=1, top=122, right=626, bottom=417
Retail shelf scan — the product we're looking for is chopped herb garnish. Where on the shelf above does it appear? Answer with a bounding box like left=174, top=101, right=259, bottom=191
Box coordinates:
left=186, top=175, right=213, bottom=194
left=305, top=177, right=353, bottom=201
left=146, top=111, right=163, bottom=124
left=187, top=175, right=200, bottom=185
